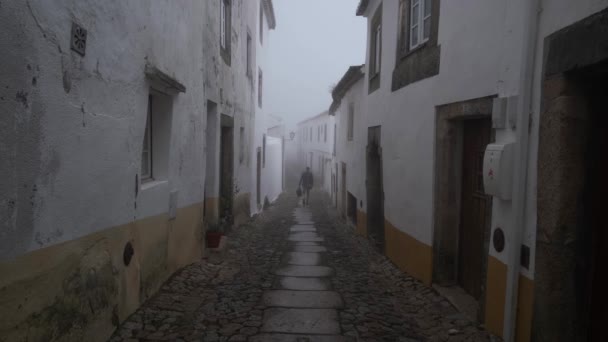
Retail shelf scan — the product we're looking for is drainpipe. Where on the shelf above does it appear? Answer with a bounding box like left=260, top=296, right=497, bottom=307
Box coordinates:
left=503, top=0, right=541, bottom=341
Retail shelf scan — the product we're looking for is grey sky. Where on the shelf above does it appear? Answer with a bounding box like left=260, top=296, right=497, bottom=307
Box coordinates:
left=266, top=0, right=366, bottom=130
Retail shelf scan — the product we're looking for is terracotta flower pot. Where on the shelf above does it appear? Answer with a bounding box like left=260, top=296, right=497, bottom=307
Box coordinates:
left=206, top=231, right=223, bottom=248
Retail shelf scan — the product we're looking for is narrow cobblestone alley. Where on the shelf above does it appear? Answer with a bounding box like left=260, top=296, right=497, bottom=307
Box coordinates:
left=110, top=191, right=497, bottom=342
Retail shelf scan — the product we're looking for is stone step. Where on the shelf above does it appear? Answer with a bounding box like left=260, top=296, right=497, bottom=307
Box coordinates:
left=274, top=265, right=333, bottom=277
left=262, top=290, right=344, bottom=309
left=250, top=333, right=353, bottom=342
left=261, top=308, right=340, bottom=335
left=286, top=252, right=322, bottom=266
left=289, top=232, right=320, bottom=239
left=295, top=221, right=315, bottom=225
left=290, top=226, right=317, bottom=232
left=293, top=245, right=327, bottom=253
left=279, top=277, right=332, bottom=291
left=288, top=236, right=324, bottom=242
left=294, top=241, right=320, bottom=246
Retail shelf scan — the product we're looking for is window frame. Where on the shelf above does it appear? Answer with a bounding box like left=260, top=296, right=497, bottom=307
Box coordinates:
left=392, top=0, right=440, bottom=91
left=408, top=0, right=431, bottom=50
left=368, top=4, right=382, bottom=93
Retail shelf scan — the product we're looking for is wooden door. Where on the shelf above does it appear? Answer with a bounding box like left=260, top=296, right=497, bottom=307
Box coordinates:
left=366, top=126, right=384, bottom=252
left=458, top=119, right=492, bottom=299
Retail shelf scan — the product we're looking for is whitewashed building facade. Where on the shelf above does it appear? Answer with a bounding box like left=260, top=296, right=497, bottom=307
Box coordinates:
left=296, top=111, right=335, bottom=195
left=346, top=0, right=608, bottom=341
left=0, top=1, right=277, bottom=340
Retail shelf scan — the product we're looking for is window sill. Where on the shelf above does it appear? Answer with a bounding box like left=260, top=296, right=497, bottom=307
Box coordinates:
left=399, top=41, right=429, bottom=60
left=141, top=179, right=168, bottom=191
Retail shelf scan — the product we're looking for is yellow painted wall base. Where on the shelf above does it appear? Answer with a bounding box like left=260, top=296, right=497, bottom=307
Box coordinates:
left=483, top=256, right=534, bottom=341
left=0, top=202, right=203, bottom=342
left=205, top=197, right=219, bottom=225
left=485, top=255, right=507, bottom=337
left=356, top=210, right=367, bottom=237
left=516, top=275, right=534, bottom=342
left=384, top=220, right=433, bottom=285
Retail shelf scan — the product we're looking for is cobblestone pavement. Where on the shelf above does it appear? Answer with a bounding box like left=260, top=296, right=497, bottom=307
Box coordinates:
left=110, top=190, right=499, bottom=342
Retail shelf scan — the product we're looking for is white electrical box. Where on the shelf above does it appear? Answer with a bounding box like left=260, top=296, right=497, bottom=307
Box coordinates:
left=483, top=143, right=514, bottom=200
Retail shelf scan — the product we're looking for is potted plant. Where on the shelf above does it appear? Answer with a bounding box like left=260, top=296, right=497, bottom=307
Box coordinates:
left=206, top=223, right=223, bottom=248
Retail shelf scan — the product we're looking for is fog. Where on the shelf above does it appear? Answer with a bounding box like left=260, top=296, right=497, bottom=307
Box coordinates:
left=266, top=0, right=366, bottom=129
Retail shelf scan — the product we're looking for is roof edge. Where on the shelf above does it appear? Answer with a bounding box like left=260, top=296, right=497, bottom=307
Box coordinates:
left=263, top=0, right=277, bottom=29
left=296, top=110, right=330, bottom=125
left=356, top=0, right=370, bottom=16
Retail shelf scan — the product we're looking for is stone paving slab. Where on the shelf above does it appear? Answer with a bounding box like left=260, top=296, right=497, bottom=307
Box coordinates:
left=274, top=265, right=333, bottom=277
left=279, top=277, right=332, bottom=291
left=290, top=226, right=317, bottom=232
left=288, top=236, right=324, bottom=242
left=250, top=333, right=354, bottom=342
left=294, top=241, right=320, bottom=246
left=262, top=290, right=344, bottom=308
left=289, top=232, right=321, bottom=238
left=295, top=221, right=315, bottom=225
left=293, top=245, right=327, bottom=253
left=261, top=308, right=340, bottom=334
left=286, top=252, right=322, bottom=266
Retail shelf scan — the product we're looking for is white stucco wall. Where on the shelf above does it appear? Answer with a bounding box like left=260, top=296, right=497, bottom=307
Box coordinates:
left=357, top=0, right=608, bottom=283
left=0, top=0, right=209, bottom=259
left=250, top=0, right=278, bottom=214
left=296, top=112, right=335, bottom=193
left=0, top=0, right=276, bottom=260
left=334, top=78, right=367, bottom=215
left=261, top=136, right=283, bottom=204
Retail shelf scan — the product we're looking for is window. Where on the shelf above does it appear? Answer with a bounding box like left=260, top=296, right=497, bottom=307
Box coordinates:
left=333, top=124, right=337, bottom=156
left=317, top=126, right=320, bottom=141
left=220, top=0, right=231, bottom=65
left=369, top=5, right=382, bottom=93
left=258, top=69, right=263, bottom=107
left=262, top=134, right=266, bottom=168
left=141, top=96, right=153, bottom=180
left=393, top=0, right=439, bottom=91
left=239, top=127, right=245, bottom=164
left=373, top=25, right=382, bottom=75
left=409, top=0, right=431, bottom=50
left=141, top=91, right=173, bottom=184
left=246, top=33, right=252, bottom=77
left=259, top=4, right=264, bottom=45
left=324, top=124, right=327, bottom=142
left=347, top=104, right=354, bottom=141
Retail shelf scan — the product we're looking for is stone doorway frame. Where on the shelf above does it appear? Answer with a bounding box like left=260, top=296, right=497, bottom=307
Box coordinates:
left=534, top=8, right=608, bottom=341
left=432, top=95, right=495, bottom=321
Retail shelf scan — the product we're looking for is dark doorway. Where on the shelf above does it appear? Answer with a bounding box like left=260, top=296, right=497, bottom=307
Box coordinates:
left=458, top=118, right=492, bottom=300
left=335, top=162, right=338, bottom=208
left=219, top=115, right=234, bottom=224
left=582, top=70, right=608, bottom=342
left=205, top=101, right=219, bottom=224
left=347, top=192, right=357, bottom=226
left=366, top=126, right=384, bottom=252
left=534, top=10, right=608, bottom=341
left=256, top=147, right=262, bottom=207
